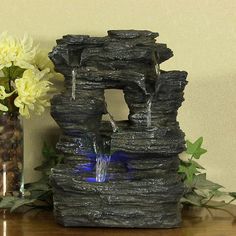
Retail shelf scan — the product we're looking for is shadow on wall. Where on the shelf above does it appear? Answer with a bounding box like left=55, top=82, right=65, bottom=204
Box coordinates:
left=24, top=110, right=61, bottom=183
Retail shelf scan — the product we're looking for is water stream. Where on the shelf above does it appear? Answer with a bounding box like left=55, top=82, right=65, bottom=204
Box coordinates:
left=93, top=102, right=118, bottom=182
left=93, top=137, right=98, bottom=155
left=71, top=68, right=77, bottom=100
left=93, top=135, right=112, bottom=183
left=146, top=98, right=152, bottom=128
left=107, top=111, right=118, bottom=132
left=105, top=102, right=119, bottom=132
left=96, top=154, right=111, bottom=182
left=146, top=63, right=160, bottom=128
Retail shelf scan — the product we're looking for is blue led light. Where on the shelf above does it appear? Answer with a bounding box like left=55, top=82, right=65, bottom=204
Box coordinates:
left=85, top=177, right=97, bottom=182
left=74, top=162, right=95, bottom=173
left=74, top=151, right=131, bottom=182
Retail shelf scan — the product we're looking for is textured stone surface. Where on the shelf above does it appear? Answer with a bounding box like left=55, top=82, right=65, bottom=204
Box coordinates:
left=49, top=30, right=188, bottom=228
left=51, top=165, right=183, bottom=228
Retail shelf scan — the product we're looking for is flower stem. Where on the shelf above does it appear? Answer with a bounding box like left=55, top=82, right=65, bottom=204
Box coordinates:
left=205, top=198, right=236, bottom=208
left=8, top=79, right=12, bottom=92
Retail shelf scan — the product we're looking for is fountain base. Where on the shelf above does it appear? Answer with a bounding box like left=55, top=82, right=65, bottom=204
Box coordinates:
left=51, top=151, right=184, bottom=228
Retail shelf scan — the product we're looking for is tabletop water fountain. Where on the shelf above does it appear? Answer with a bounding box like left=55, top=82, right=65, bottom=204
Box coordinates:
left=49, top=30, right=188, bottom=228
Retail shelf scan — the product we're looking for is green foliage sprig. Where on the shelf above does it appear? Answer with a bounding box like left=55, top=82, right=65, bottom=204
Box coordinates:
left=179, top=137, right=236, bottom=209
left=0, top=143, right=63, bottom=212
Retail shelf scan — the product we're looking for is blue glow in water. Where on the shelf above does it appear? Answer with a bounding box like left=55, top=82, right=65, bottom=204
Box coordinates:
left=74, top=163, right=94, bottom=173
left=86, top=177, right=97, bottom=183
left=74, top=151, right=133, bottom=182
left=110, top=151, right=128, bottom=162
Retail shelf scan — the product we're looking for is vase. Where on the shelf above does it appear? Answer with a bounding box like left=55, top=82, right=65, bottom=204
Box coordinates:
left=0, top=112, right=24, bottom=197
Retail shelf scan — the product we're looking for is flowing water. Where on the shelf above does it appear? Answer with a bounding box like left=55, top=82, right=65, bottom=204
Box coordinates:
left=107, top=111, right=118, bottom=132
left=155, top=64, right=161, bottom=93
left=146, top=64, right=160, bottom=128
left=146, top=98, right=152, bottom=128
left=96, top=154, right=111, bottom=182
left=105, top=102, right=119, bottom=132
left=71, top=68, right=77, bottom=100
left=93, top=137, right=98, bottom=155
left=93, top=136, right=111, bottom=183
left=94, top=102, right=118, bottom=182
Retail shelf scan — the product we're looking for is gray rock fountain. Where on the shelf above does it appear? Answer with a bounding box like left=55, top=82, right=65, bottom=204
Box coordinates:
left=49, top=30, right=188, bottom=228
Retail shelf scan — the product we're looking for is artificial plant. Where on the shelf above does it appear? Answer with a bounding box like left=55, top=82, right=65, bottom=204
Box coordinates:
left=0, top=32, right=62, bottom=117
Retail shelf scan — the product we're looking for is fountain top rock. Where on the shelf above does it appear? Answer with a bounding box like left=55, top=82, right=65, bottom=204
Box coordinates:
left=50, top=29, right=188, bottom=154
left=107, top=30, right=159, bottom=39
left=49, top=30, right=173, bottom=72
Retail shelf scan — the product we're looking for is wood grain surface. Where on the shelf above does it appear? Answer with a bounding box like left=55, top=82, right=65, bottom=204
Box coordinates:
left=0, top=205, right=236, bottom=236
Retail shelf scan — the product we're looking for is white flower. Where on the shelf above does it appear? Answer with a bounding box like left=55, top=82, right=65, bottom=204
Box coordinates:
left=0, top=32, right=37, bottom=70
left=14, top=68, right=52, bottom=118
left=34, top=49, right=64, bottom=81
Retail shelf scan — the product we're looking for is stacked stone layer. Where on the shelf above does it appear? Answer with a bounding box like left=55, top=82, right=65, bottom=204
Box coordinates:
left=49, top=30, right=188, bottom=228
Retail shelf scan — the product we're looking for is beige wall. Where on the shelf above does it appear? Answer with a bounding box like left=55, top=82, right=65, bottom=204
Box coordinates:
left=0, top=0, right=236, bottom=195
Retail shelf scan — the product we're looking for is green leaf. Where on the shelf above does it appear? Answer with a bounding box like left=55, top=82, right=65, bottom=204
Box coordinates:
left=0, top=77, right=10, bottom=88
left=178, top=162, right=188, bottom=175
left=186, top=137, right=207, bottom=159
left=187, top=164, right=199, bottom=182
left=180, top=137, right=236, bottom=210
left=186, top=137, right=203, bottom=154
left=193, top=148, right=207, bottom=159
left=10, top=198, right=36, bottom=212
left=0, top=143, right=61, bottom=212
left=209, top=189, right=228, bottom=198
left=178, top=160, right=201, bottom=183
left=27, top=182, right=51, bottom=192
left=42, top=142, right=57, bottom=159
left=35, top=142, right=63, bottom=177
left=0, top=196, right=19, bottom=209
left=190, top=160, right=205, bottom=170
left=193, top=173, right=223, bottom=190
left=2, top=67, right=10, bottom=78
left=229, top=192, right=236, bottom=199
left=194, top=189, right=210, bottom=198
left=11, top=66, right=25, bottom=79
left=0, top=196, right=37, bottom=212
left=181, top=192, right=204, bottom=206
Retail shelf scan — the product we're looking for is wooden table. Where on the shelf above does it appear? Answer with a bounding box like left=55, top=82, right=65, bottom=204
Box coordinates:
left=0, top=205, right=236, bottom=236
